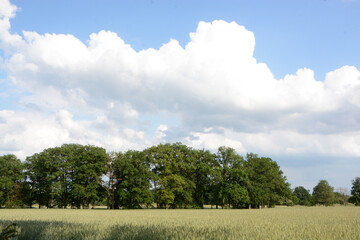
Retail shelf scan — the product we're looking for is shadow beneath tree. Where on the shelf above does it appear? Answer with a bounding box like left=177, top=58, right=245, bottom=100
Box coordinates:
left=0, top=220, right=96, bottom=240
left=0, top=220, right=230, bottom=240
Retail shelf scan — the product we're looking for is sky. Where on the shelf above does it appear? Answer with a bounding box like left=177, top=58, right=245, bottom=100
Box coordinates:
left=0, top=0, right=359, bottom=191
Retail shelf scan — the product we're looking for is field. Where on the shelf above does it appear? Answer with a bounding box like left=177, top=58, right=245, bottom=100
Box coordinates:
left=1, top=206, right=360, bottom=240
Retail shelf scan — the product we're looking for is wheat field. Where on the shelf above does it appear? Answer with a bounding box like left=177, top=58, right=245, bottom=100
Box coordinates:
left=1, top=206, right=359, bottom=239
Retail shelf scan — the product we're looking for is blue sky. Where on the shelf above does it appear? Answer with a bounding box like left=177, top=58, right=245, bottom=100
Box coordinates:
left=1, top=0, right=360, bottom=191
left=9, top=0, right=360, bottom=80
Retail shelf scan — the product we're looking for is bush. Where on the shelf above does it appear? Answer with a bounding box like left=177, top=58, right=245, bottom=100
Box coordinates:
left=4, top=200, right=24, bottom=209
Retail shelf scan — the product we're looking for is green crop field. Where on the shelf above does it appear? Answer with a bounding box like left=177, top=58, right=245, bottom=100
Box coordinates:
left=1, top=206, right=359, bottom=240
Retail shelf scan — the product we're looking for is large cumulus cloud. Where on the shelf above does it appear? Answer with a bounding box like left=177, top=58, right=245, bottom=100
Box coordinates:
left=0, top=0, right=360, bottom=171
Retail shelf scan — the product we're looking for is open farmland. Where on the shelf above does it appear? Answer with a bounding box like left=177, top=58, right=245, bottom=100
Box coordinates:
left=1, top=206, right=360, bottom=240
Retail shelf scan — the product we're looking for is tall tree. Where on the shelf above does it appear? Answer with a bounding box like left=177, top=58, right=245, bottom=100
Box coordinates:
left=26, top=144, right=83, bottom=208
left=192, top=149, right=216, bottom=208
left=312, top=180, right=335, bottom=206
left=113, top=150, right=152, bottom=209
left=216, top=147, right=249, bottom=209
left=245, top=153, right=291, bottom=208
left=71, top=145, right=107, bottom=209
left=26, top=144, right=107, bottom=209
left=0, top=155, right=24, bottom=208
left=349, top=177, right=360, bottom=206
left=26, top=152, right=57, bottom=208
left=144, top=143, right=195, bottom=208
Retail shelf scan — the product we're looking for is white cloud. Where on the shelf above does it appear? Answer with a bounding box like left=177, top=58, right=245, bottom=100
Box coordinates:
left=184, top=127, right=360, bottom=157
left=0, top=0, right=23, bottom=50
left=0, top=0, right=360, bottom=165
left=324, top=66, right=360, bottom=107
left=156, top=124, right=168, bottom=139
left=185, top=128, right=246, bottom=152
left=0, top=109, right=149, bottom=159
left=0, top=0, right=17, bottom=19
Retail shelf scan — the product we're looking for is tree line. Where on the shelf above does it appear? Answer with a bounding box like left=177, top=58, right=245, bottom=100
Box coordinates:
left=292, top=179, right=360, bottom=206
left=1, top=143, right=359, bottom=209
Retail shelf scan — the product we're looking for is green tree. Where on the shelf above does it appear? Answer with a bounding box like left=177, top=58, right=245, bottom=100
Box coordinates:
left=144, top=143, right=195, bottom=208
left=26, top=144, right=107, bottom=209
left=312, top=180, right=335, bottom=206
left=113, top=150, right=152, bottom=209
left=71, top=145, right=107, bottom=209
left=292, top=186, right=313, bottom=206
left=349, top=177, right=360, bottom=206
left=0, top=155, right=24, bottom=208
left=207, top=159, right=222, bottom=208
left=245, top=153, right=291, bottom=208
left=26, top=144, right=81, bottom=208
left=26, top=152, right=54, bottom=208
left=44, top=145, right=75, bottom=208
left=216, top=147, right=249, bottom=209
left=192, top=149, right=216, bottom=208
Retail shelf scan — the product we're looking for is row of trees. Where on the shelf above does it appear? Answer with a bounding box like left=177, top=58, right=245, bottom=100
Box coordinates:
left=1, top=143, right=359, bottom=209
left=1, top=143, right=290, bottom=209
left=292, top=179, right=360, bottom=206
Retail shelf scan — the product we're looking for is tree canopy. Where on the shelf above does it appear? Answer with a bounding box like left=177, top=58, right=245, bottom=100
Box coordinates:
left=245, top=153, right=291, bottom=208
left=3, top=142, right=354, bottom=209
left=25, top=144, right=107, bottom=209
left=349, top=177, right=360, bottom=206
left=292, top=186, right=312, bottom=206
left=312, top=180, right=335, bottom=206
left=0, top=154, right=24, bottom=208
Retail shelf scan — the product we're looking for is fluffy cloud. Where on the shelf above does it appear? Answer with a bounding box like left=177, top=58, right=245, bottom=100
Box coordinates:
left=184, top=128, right=360, bottom=157
left=0, top=0, right=23, bottom=50
left=1, top=0, right=360, bottom=168
left=0, top=109, right=149, bottom=159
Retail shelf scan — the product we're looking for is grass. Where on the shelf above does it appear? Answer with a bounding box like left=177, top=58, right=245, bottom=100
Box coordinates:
left=1, top=206, right=360, bottom=239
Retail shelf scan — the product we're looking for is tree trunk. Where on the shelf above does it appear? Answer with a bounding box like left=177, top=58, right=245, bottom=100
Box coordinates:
left=154, top=182, right=159, bottom=208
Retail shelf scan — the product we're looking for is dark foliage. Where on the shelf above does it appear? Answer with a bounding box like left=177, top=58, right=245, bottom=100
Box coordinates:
left=1, top=143, right=292, bottom=209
